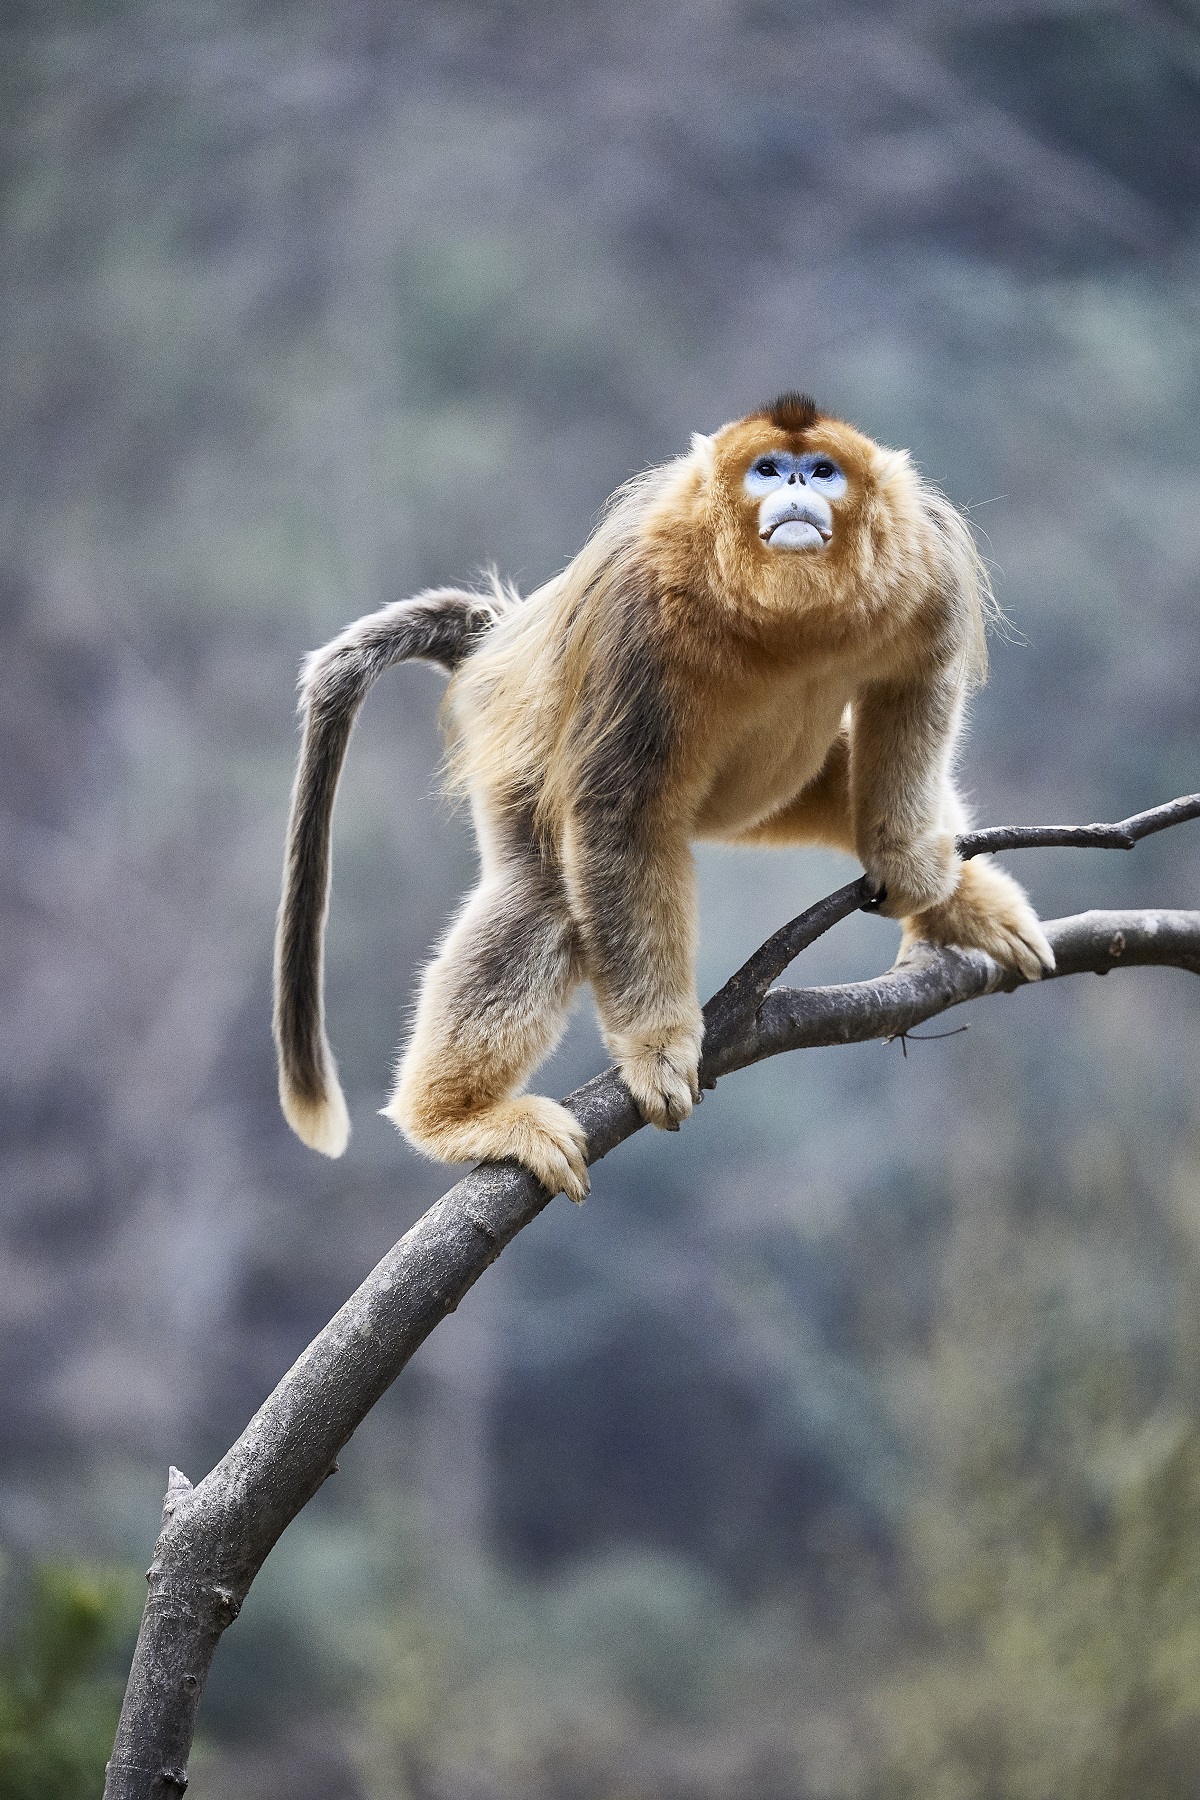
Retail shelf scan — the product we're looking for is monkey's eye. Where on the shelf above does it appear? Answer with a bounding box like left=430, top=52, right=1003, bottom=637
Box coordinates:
left=802, top=456, right=847, bottom=496
left=744, top=453, right=796, bottom=497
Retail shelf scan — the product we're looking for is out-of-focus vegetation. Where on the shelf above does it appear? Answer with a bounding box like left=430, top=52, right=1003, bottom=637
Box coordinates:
left=0, top=1562, right=140, bottom=1800
left=872, top=1431, right=1200, bottom=1800
left=866, top=1150, right=1200, bottom=1800
left=2, top=1, right=1199, bottom=1795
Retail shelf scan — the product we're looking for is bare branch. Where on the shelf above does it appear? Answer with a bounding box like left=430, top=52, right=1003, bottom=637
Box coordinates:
left=699, top=877, right=871, bottom=1051
left=701, top=792, right=1200, bottom=1029
left=744, top=908, right=1200, bottom=1073
left=958, top=792, right=1200, bottom=859
left=104, top=796, right=1200, bottom=1800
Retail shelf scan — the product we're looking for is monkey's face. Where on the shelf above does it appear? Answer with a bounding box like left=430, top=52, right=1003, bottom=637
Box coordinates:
left=684, top=408, right=920, bottom=623
left=743, top=448, right=846, bottom=553
left=702, top=412, right=879, bottom=587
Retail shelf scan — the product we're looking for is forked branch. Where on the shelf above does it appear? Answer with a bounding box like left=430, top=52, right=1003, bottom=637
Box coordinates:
left=703, top=791, right=1200, bottom=1036
left=104, top=795, right=1200, bottom=1799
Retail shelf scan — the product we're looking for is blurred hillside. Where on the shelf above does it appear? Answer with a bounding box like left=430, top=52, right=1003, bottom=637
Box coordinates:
left=1, top=2, right=1199, bottom=1796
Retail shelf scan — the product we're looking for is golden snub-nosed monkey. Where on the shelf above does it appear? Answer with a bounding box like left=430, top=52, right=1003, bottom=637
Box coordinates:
left=274, top=393, right=1053, bottom=1201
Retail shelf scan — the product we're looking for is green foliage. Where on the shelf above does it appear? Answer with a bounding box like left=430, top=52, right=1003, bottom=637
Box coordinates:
left=356, top=1539, right=810, bottom=1799
left=863, top=1150, right=1200, bottom=1800
left=868, top=1431, right=1200, bottom=1799
left=0, top=1562, right=139, bottom=1800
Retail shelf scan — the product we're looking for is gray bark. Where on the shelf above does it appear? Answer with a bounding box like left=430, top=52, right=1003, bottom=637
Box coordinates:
left=105, top=805, right=1200, bottom=1797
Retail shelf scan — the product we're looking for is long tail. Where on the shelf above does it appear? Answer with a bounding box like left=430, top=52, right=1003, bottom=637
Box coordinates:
left=273, top=583, right=512, bottom=1156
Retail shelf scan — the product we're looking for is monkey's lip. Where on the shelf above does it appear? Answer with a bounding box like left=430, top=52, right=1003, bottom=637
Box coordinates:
left=760, top=511, right=833, bottom=549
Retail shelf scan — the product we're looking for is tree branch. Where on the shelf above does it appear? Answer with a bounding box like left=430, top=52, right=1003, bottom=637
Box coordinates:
left=701, top=792, right=1200, bottom=1041
left=104, top=799, right=1200, bottom=1798
left=957, top=791, right=1200, bottom=859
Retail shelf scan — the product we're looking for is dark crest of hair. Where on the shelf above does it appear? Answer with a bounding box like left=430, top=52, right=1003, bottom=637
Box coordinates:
left=761, top=391, right=819, bottom=433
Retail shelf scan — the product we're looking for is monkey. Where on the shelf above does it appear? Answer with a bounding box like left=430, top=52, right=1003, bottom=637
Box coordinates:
left=274, top=393, right=1054, bottom=1203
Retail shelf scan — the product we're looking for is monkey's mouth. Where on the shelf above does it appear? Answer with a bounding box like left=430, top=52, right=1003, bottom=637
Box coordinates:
left=759, top=503, right=833, bottom=551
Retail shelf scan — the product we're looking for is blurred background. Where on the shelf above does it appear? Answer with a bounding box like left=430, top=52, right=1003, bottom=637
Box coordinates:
left=2, top=1, right=1200, bottom=1795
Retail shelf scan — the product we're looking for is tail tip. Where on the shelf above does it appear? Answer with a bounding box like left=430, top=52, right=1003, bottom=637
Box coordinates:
left=280, top=1080, right=351, bottom=1158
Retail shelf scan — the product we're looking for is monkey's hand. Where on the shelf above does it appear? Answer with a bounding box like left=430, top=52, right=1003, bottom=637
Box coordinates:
left=611, top=1019, right=704, bottom=1132
left=898, top=856, right=1055, bottom=982
left=864, top=828, right=961, bottom=920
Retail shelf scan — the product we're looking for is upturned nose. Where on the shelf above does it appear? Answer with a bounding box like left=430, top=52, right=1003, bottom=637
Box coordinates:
left=787, top=470, right=804, bottom=485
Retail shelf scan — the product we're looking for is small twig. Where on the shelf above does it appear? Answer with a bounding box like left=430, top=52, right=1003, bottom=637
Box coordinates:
left=887, top=1022, right=971, bottom=1057
left=958, top=792, right=1200, bottom=859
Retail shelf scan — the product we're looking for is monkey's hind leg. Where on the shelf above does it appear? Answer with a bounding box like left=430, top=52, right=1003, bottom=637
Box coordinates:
left=384, top=876, right=590, bottom=1202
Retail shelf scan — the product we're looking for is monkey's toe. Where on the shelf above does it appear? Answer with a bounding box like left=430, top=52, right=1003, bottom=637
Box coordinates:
left=618, top=1045, right=701, bottom=1131
left=1018, top=914, right=1056, bottom=979
left=548, top=1147, right=591, bottom=1206
left=951, top=890, right=1055, bottom=983
left=901, top=858, right=1055, bottom=985
left=868, top=832, right=961, bottom=920
left=506, top=1097, right=591, bottom=1203
left=997, top=916, right=1056, bottom=982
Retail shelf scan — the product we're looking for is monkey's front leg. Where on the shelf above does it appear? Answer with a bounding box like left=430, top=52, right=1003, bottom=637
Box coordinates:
left=565, top=812, right=704, bottom=1132
left=850, top=673, right=965, bottom=920
left=851, top=676, right=1054, bottom=981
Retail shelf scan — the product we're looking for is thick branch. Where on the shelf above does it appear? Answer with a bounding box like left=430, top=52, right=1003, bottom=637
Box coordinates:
left=105, top=800, right=1200, bottom=1798
left=746, top=908, right=1200, bottom=1070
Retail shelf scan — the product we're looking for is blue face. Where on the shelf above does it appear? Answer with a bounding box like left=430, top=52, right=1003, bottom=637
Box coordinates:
left=743, top=449, right=848, bottom=500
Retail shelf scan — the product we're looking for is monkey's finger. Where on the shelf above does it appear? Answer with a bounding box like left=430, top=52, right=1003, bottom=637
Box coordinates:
left=558, top=1132, right=592, bottom=1204
left=1003, top=929, right=1051, bottom=983
left=1026, top=921, right=1056, bottom=977
left=559, top=1161, right=591, bottom=1204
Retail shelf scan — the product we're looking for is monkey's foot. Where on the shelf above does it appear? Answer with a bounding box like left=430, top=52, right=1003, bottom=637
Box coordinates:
left=900, top=857, right=1055, bottom=982
left=612, top=1029, right=703, bottom=1132
left=383, top=1090, right=591, bottom=1204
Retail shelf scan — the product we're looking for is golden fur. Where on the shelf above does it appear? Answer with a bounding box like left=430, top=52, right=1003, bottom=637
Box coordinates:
left=274, top=401, right=1052, bottom=1199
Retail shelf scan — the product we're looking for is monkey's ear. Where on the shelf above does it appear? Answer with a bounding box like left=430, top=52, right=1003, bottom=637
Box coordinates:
left=690, top=431, right=715, bottom=476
